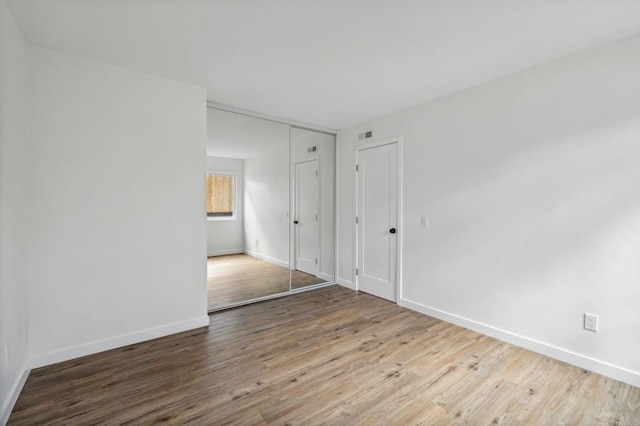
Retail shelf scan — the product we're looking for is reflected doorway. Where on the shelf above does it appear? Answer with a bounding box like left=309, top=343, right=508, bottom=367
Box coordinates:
left=289, top=127, right=335, bottom=290
left=293, top=159, right=320, bottom=277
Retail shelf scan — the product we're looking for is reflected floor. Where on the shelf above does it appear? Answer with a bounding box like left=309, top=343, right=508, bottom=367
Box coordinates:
left=207, top=254, right=326, bottom=311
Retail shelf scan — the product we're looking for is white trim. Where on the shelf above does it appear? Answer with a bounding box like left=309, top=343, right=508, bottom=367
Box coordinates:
left=29, top=316, right=209, bottom=369
left=334, top=134, right=341, bottom=289
left=208, top=291, right=291, bottom=313
left=336, top=277, right=356, bottom=290
left=0, top=362, right=30, bottom=425
left=207, top=282, right=337, bottom=313
left=206, top=217, right=236, bottom=222
left=207, top=249, right=244, bottom=257
left=397, top=138, right=404, bottom=302
left=352, top=142, right=358, bottom=288
left=355, top=137, right=402, bottom=151
left=288, top=125, right=294, bottom=284
left=206, top=101, right=337, bottom=136
left=399, top=297, right=640, bottom=388
left=290, top=281, right=335, bottom=294
left=318, top=272, right=333, bottom=282
left=354, top=137, right=403, bottom=302
left=244, top=250, right=289, bottom=269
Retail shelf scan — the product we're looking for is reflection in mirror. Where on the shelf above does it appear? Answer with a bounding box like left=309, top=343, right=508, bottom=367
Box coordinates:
left=290, top=128, right=336, bottom=290
left=206, top=107, right=290, bottom=311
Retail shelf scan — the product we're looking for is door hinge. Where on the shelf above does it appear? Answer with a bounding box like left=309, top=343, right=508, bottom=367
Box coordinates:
left=316, top=170, right=318, bottom=177
left=355, top=216, right=359, bottom=224
left=315, top=214, right=318, bottom=221
left=315, top=258, right=318, bottom=265
left=356, top=164, right=359, bottom=172
left=355, top=268, right=359, bottom=276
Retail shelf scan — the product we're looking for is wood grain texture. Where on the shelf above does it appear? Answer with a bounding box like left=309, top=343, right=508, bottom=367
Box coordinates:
left=208, top=254, right=326, bottom=310
left=206, top=174, right=233, bottom=215
left=10, top=286, right=640, bottom=425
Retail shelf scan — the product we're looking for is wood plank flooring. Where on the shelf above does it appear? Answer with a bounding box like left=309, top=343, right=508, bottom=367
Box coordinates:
left=208, top=254, right=326, bottom=310
left=10, top=286, right=640, bottom=425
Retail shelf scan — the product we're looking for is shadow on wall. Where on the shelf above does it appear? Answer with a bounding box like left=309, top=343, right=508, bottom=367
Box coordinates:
left=339, top=35, right=640, bottom=382
left=243, top=145, right=289, bottom=264
left=405, top=116, right=640, bottom=362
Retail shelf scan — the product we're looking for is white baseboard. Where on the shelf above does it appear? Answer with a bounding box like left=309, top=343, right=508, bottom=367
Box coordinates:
left=318, top=272, right=333, bottom=282
left=244, top=250, right=289, bottom=269
left=30, top=316, right=210, bottom=369
left=399, top=298, right=640, bottom=388
left=1, top=362, right=30, bottom=425
left=207, top=249, right=243, bottom=257
left=336, top=277, right=355, bottom=290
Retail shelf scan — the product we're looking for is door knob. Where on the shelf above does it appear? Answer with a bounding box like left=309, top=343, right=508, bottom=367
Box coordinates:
left=390, top=228, right=396, bottom=234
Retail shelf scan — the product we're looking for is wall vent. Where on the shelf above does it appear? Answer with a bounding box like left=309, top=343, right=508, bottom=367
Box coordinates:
left=358, top=131, right=373, bottom=140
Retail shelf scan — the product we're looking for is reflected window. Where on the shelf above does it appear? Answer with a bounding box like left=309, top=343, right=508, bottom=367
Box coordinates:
left=207, top=173, right=235, bottom=219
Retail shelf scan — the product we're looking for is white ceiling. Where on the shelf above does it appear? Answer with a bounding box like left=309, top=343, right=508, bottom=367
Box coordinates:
left=207, top=107, right=289, bottom=159
left=9, top=0, right=640, bottom=129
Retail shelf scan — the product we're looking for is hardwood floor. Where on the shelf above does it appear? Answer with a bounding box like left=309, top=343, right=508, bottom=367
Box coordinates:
left=291, top=269, right=327, bottom=291
left=10, top=286, right=640, bottom=425
left=208, top=254, right=326, bottom=310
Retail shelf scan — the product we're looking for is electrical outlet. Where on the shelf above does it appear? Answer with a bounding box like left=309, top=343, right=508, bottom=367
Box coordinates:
left=584, top=313, right=598, bottom=332
left=256, top=239, right=259, bottom=247
left=420, top=216, right=428, bottom=228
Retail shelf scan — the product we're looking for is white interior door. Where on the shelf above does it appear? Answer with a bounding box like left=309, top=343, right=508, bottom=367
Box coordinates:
left=356, top=142, right=398, bottom=302
left=294, top=159, right=319, bottom=275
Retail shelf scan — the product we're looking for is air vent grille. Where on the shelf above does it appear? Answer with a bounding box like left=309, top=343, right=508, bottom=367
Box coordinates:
left=358, top=131, right=373, bottom=140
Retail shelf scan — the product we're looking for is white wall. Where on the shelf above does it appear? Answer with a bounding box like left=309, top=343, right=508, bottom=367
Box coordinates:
left=0, top=0, right=30, bottom=421
left=27, top=47, right=208, bottom=367
left=338, top=35, right=640, bottom=386
left=244, top=145, right=290, bottom=267
left=291, top=128, right=335, bottom=281
left=207, top=156, right=244, bottom=256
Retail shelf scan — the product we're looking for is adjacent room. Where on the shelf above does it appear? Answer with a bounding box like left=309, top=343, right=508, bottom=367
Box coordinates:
left=1, top=1, right=640, bottom=424
left=206, top=107, right=335, bottom=311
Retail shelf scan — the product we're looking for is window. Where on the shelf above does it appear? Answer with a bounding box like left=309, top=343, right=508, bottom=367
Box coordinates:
left=207, top=173, right=235, bottom=219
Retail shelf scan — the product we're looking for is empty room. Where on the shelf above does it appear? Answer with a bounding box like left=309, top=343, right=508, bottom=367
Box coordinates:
left=1, top=1, right=639, bottom=424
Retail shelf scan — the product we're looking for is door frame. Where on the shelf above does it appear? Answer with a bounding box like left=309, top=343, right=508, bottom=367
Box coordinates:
left=354, top=137, right=403, bottom=302
left=292, top=156, right=321, bottom=274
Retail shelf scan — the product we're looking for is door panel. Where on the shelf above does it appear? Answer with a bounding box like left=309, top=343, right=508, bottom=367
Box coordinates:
left=357, top=143, right=398, bottom=301
left=295, top=159, right=319, bottom=275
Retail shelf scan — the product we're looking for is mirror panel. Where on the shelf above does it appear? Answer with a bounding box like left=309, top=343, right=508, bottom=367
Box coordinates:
left=290, top=127, right=336, bottom=289
left=206, top=106, right=336, bottom=311
left=206, top=108, right=290, bottom=311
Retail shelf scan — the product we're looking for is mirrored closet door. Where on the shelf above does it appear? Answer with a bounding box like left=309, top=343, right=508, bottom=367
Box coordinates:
left=206, top=106, right=335, bottom=311
left=289, top=127, right=335, bottom=290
